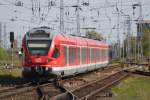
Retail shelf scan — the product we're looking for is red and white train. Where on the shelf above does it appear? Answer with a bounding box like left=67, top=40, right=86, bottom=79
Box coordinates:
left=22, top=27, right=109, bottom=77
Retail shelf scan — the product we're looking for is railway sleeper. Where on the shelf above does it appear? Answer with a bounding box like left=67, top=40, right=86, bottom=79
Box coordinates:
left=36, top=86, right=47, bottom=100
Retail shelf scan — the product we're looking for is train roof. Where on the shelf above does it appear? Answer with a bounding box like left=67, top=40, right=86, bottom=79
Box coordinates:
left=25, top=27, right=57, bottom=40
left=29, top=27, right=51, bottom=33
left=23, top=27, right=108, bottom=48
left=54, top=34, right=108, bottom=48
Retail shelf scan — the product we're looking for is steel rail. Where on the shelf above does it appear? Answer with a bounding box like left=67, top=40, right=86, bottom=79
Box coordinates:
left=0, top=82, right=32, bottom=94
left=0, top=78, right=59, bottom=99
left=0, top=64, right=124, bottom=100
left=84, top=71, right=129, bottom=100
left=53, top=70, right=130, bottom=100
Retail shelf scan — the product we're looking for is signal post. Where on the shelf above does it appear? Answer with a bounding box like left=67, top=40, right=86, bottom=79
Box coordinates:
left=10, top=32, right=14, bottom=68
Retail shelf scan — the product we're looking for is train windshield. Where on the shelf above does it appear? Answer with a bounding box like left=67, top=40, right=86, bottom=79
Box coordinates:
left=27, top=40, right=51, bottom=56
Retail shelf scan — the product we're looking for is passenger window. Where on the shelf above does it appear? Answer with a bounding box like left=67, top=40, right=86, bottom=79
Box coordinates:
left=52, top=47, right=59, bottom=58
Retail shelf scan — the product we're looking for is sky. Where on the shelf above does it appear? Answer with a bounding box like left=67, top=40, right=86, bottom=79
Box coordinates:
left=0, top=0, right=150, bottom=48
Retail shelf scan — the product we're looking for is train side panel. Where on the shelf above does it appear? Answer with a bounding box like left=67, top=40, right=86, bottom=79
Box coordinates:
left=51, top=34, right=109, bottom=76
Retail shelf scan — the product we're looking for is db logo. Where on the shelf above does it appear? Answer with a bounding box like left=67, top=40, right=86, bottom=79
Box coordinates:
left=35, top=58, right=41, bottom=62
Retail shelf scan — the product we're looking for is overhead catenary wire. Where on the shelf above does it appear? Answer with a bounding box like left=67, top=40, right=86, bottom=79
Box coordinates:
left=0, top=0, right=150, bottom=50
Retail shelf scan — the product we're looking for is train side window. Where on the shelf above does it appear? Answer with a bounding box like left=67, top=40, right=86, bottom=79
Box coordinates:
left=81, top=48, right=86, bottom=64
left=52, top=47, right=59, bottom=58
left=69, top=47, right=76, bottom=65
left=100, top=49, right=102, bottom=61
left=90, top=48, right=92, bottom=63
left=69, top=47, right=73, bottom=64
left=96, top=48, right=99, bottom=62
left=64, top=46, right=68, bottom=65
left=77, top=47, right=80, bottom=62
left=91, top=48, right=93, bottom=63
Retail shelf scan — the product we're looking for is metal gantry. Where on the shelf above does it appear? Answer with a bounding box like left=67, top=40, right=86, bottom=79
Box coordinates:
left=0, top=0, right=149, bottom=63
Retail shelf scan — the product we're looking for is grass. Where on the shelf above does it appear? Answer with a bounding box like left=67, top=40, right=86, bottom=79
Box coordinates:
left=0, top=69, right=24, bottom=86
left=0, top=69, right=21, bottom=77
left=0, top=48, right=8, bottom=60
left=112, top=75, right=150, bottom=100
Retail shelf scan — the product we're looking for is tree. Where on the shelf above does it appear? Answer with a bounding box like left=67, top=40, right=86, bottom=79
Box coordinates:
left=85, top=31, right=103, bottom=41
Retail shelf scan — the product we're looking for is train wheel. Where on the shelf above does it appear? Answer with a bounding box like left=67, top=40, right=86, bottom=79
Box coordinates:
left=22, top=67, right=36, bottom=79
left=31, top=67, right=37, bottom=76
left=35, top=67, right=46, bottom=76
left=41, top=67, right=46, bottom=76
left=22, top=70, right=27, bottom=78
left=22, top=68, right=32, bottom=79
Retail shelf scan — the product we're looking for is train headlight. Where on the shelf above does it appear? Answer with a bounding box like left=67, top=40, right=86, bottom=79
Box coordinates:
left=52, top=61, right=57, bottom=64
left=47, top=58, right=52, bottom=62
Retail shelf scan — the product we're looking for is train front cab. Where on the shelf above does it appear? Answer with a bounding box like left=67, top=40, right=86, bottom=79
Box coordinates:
left=22, top=28, right=59, bottom=77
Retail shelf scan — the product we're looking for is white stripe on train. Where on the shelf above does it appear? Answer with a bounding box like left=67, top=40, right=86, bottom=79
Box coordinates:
left=51, top=61, right=108, bottom=76
left=23, top=61, right=108, bottom=76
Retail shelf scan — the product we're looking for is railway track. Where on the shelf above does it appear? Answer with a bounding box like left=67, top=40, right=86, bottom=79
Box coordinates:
left=54, top=70, right=130, bottom=100
left=132, top=70, right=150, bottom=76
left=0, top=82, right=32, bottom=94
left=0, top=64, right=130, bottom=100
left=58, top=64, right=123, bottom=90
left=0, top=78, right=65, bottom=100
